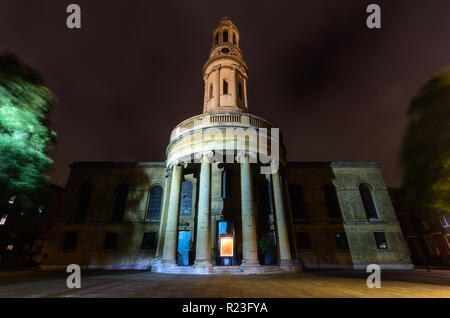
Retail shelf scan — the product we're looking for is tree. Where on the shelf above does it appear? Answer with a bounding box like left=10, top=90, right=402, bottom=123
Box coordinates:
left=0, top=53, right=56, bottom=209
left=400, top=67, right=450, bottom=215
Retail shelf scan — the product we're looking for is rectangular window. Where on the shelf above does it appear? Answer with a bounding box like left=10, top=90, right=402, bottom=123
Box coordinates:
left=104, top=233, right=119, bottom=250
left=0, top=214, right=7, bottom=225
left=141, top=232, right=156, bottom=250
left=63, top=232, right=78, bottom=250
left=374, top=232, right=389, bottom=250
left=335, top=232, right=349, bottom=249
left=296, top=232, right=311, bottom=249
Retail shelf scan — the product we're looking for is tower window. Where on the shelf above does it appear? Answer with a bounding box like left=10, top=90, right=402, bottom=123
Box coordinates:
left=214, top=33, right=218, bottom=45
left=209, top=84, right=213, bottom=99
left=232, top=32, right=236, bottom=45
left=223, top=30, right=228, bottom=42
left=111, top=184, right=128, bottom=223
left=223, top=79, right=228, bottom=94
left=359, top=183, right=378, bottom=219
left=238, top=82, right=243, bottom=99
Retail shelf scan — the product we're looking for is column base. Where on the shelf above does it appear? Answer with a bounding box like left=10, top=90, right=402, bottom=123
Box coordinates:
left=278, top=259, right=301, bottom=272
left=151, top=259, right=177, bottom=273
left=240, top=259, right=261, bottom=274
left=193, top=260, right=213, bottom=274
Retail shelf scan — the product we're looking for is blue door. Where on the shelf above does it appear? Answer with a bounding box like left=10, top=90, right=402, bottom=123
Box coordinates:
left=177, top=231, right=190, bottom=265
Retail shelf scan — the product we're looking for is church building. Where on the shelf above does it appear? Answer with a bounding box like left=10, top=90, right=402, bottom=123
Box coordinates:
left=39, top=16, right=412, bottom=273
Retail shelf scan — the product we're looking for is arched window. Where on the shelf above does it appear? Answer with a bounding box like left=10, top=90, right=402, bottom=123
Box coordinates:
left=238, top=82, right=243, bottom=99
left=209, top=84, right=213, bottom=99
left=179, top=180, right=193, bottom=215
left=288, top=184, right=307, bottom=219
left=147, top=185, right=163, bottom=219
left=214, top=33, right=218, bottom=45
left=73, top=182, right=92, bottom=223
left=323, top=184, right=342, bottom=218
left=223, top=79, right=228, bottom=94
left=111, top=184, right=128, bottom=222
left=223, top=30, right=228, bottom=42
left=359, top=183, right=378, bottom=219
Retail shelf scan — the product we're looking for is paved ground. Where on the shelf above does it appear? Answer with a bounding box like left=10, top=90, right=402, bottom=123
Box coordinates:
left=0, top=269, right=449, bottom=298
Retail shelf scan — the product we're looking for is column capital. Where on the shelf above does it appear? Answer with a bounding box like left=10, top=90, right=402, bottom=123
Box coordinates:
left=195, top=150, right=215, bottom=162
left=236, top=151, right=257, bottom=163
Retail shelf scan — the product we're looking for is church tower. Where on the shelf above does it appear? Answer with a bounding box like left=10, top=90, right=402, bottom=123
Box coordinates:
left=203, top=16, right=248, bottom=113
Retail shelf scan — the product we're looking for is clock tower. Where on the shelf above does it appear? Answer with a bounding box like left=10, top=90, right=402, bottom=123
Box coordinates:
left=203, top=16, right=248, bottom=113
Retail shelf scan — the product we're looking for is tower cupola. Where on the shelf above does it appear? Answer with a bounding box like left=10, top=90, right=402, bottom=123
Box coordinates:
left=202, top=16, right=248, bottom=113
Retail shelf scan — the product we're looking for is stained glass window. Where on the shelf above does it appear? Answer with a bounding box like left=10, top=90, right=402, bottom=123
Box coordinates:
left=179, top=180, right=193, bottom=215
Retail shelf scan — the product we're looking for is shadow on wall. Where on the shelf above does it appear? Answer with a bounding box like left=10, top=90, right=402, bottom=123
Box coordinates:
left=284, top=162, right=353, bottom=270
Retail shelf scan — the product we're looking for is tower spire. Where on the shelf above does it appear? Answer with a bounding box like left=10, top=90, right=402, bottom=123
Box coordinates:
left=202, top=16, right=248, bottom=113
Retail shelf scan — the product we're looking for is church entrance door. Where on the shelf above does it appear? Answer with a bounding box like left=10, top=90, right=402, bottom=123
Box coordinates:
left=177, top=230, right=190, bottom=265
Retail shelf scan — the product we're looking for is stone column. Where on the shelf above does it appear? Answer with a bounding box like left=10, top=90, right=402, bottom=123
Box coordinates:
left=194, top=152, right=213, bottom=272
left=215, top=66, right=221, bottom=108
left=232, top=66, right=238, bottom=106
left=162, top=163, right=183, bottom=266
left=272, top=170, right=293, bottom=268
left=155, top=170, right=172, bottom=260
left=243, top=76, right=248, bottom=108
left=239, top=154, right=260, bottom=271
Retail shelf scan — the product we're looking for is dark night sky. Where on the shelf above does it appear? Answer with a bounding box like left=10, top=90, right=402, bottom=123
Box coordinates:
left=1, top=0, right=450, bottom=187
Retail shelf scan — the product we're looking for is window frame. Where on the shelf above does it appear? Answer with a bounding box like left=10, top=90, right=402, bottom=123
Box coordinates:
left=146, top=184, right=163, bottom=220
left=374, top=231, right=390, bottom=250
left=334, top=232, right=349, bottom=250
left=296, top=232, right=312, bottom=250
left=104, top=232, right=119, bottom=250
left=359, top=183, right=379, bottom=219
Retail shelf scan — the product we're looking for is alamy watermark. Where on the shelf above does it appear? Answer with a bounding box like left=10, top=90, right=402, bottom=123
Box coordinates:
left=172, top=125, right=280, bottom=175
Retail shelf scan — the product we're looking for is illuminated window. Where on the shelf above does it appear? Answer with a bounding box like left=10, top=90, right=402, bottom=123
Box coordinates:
left=141, top=232, right=156, bottom=250
left=323, top=184, right=342, bottom=218
left=296, top=232, right=311, bottom=249
left=6, top=245, right=13, bottom=251
left=104, top=233, right=119, bottom=250
left=179, top=180, right=193, bottom=215
left=223, top=79, right=228, bottom=94
left=374, top=232, right=389, bottom=249
left=0, top=214, right=7, bottom=225
left=111, top=184, right=128, bottom=222
left=63, top=232, right=78, bottom=250
left=335, top=232, right=349, bottom=249
left=289, top=184, right=307, bottom=219
left=147, top=185, right=163, bottom=219
left=359, top=183, right=378, bottom=219
left=73, top=182, right=92, bottom=223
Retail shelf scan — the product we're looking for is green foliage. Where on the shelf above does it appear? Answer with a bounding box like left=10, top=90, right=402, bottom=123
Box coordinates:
left=0, top=53, right=55, bottom=208
left=400, top=67, right=450, bottom=215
